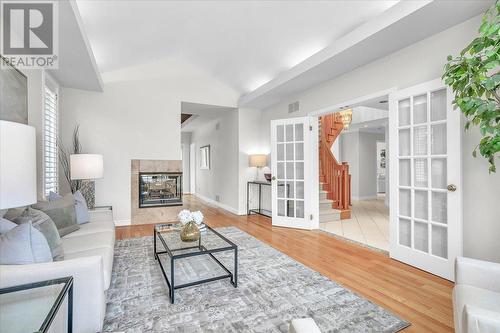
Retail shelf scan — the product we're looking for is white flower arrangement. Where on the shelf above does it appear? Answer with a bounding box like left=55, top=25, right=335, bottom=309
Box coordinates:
left=177, top=209, right=204, bottom=225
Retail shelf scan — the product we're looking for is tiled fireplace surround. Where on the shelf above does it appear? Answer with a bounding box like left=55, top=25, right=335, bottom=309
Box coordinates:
left=131, top=159, right=183, bottom=225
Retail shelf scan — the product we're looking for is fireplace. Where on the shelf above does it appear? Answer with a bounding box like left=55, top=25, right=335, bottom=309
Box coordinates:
left=139, top=172, right=182, bottom=208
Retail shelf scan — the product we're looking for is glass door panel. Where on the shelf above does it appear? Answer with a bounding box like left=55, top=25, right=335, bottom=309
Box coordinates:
left=390, top=79, right=461, bottom=281
left=271, top=117, right=316, bottom=230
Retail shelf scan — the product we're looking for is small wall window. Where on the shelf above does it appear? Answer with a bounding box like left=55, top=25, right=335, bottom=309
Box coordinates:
left=43, top=80, right=58, bottom=197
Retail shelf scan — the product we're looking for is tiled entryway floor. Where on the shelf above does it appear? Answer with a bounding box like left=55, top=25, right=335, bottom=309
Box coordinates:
left=320, top=195, right=389, bottom=251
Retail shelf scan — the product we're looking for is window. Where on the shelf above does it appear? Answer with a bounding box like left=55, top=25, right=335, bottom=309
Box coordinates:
left=44, top=84, right=58, bottom=197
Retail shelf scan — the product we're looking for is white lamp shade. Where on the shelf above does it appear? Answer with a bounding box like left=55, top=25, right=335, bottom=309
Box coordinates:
left=249, top=154, right=268, bottom=168
left=70, top=154, right=103, bottom=180
left=0, top=121, right=37, bottom=209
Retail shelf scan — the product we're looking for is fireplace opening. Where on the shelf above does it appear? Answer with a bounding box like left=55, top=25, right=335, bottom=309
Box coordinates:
left=139, top=172, right=182, bottom=208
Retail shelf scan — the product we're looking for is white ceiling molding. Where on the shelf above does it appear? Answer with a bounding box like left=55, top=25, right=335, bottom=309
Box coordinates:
left=238, top=0, right=492, bottom=109
left=47, top=0, right=103, bottom=91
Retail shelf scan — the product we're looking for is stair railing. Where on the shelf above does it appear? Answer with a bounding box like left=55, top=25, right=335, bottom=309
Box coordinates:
left=319, top=113, right=351, bottom=211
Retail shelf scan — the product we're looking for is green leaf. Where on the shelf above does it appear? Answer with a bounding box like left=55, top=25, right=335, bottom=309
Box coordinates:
left=443, top=0, right=500, bottom=173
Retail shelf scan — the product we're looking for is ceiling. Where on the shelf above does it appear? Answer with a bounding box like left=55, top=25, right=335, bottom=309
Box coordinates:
left=47, top=0, right=102, bottom=91
left=240, top=0, right=493, bottom=109
left=345, top=117, right=387, bottom=134
left=75, top=0, right=398, bottom=94
left=181, top=102, right=236, bottom=132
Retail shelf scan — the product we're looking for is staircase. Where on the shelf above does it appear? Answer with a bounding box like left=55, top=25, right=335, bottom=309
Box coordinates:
left=319, top=113, right=352, bottom=220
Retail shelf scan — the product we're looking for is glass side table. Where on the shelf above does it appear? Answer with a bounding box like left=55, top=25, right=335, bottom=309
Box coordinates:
left=0, top=276, right=74, bottom=333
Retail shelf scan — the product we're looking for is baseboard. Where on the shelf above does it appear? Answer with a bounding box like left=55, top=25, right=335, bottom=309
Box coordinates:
left=352, top=195, right=378, bottom=201
left=114, top=219, right=131, bottom=226
left=193, top=193, right=239, bottom=215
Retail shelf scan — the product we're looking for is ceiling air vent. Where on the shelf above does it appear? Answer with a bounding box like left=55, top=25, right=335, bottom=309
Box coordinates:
left=288, top=101, right=300, bottom=113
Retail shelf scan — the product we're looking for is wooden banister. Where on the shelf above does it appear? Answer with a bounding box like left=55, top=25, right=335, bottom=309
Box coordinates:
left=319, top=113, right=351, bottom=212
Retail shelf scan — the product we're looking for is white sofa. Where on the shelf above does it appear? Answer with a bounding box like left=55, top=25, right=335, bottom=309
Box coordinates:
left=0, top=209, right=115, bottom=333
left=453, top=257, right=500, bottom=333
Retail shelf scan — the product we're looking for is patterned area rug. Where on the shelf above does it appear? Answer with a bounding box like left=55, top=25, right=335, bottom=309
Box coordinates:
left=104, top=227, right=409, bottom=332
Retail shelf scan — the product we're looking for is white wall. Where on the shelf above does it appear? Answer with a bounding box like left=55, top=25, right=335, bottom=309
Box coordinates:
left=61, top=58, right=239, bottom=224
left=181, top=132, right=191, bottom=193
left=339, top=132, right=359, bottom=198
left=190, top=111, right=239, bottom=213
left=237, top=108, right=270, bottom=214
left=189, top=143, right=196, bottom=193
left=358, top=131, right=384, bottom=200
left=339, top=131, right=384, bottom=200
left=258, top=15, right=500, bottom=262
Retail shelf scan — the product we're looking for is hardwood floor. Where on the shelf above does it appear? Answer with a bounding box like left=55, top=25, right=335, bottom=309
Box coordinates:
left=116, top=195, right=454, bottom=332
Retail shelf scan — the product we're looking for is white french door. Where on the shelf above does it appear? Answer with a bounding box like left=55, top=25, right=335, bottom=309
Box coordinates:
left=389, top=78, right=462, bottom=281
left=271, top=117, right=319, bottom=230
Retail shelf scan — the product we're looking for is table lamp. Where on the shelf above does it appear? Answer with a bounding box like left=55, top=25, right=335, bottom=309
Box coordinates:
left=0, top=120, right=37, bottom=210
left=249, top=154, right=268, bottom=181
left=70, top=154, right=103, bottom=209
left=249, top=154, right=267, bottom=168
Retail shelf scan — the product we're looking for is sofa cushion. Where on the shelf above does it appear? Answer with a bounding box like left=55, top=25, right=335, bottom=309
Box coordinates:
left=63, top=220, right=115, bottom=238
left=0, top=222, right=53, bottom=265
left=49, top=191, right=90, bottom=224
left=14, top=208, right=64, bottom=261
left=453, top=285, right=500, bottom=333
left=3, top=207, right=26, bottom=221
left=64, top=247, right=114, bottom=290
left=62, top=231, right=114, bottom=253
left=33, top=195, right=79, bottom=237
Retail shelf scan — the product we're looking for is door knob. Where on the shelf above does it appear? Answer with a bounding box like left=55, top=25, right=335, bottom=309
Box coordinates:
left=447, top=184, right=457, bottom=192
left=271, top=176, right=276, bottom=181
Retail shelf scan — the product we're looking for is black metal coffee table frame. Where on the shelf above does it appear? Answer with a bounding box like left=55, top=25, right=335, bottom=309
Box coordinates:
left=154, top=225, right=238, bottom=303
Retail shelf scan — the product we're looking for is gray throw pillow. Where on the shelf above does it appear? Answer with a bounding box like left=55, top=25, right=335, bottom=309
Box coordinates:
left=0, top=222, right=53, bottom=265
left=0, top=217, right=17, bottom=234
left=49, top=190, right=90, bottom=224
left=73, top=190, right=90, bottom=224
left=3, top=207, right=26, bottom=221
left=14, top=208, right=64, bottom=261
left=32, top=194, right=80, bottom=237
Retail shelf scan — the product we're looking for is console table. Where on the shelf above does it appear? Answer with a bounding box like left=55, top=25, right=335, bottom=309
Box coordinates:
left=247, top=181, right=272, bottom=217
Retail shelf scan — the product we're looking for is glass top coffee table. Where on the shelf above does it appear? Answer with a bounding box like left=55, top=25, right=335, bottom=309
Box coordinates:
left=0, top=277, right=73, bottom=333
left=154, top=223, right=238, bottom=303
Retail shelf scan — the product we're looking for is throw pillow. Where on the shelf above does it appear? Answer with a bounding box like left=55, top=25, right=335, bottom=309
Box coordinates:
left=3, top=207, right=26, bottom=221
left=14, top=208, right=64, bottom=261
left=0, top=222, right=53, bottom=264
left=73, top=190, right=90, bottom=224
left=0, top=217, right=16, bottom=234
left=32, top=194, right=80, bottom=237
left=48, top=191, right=61, bottom=201
left=49, top=191, right=90, bottom=224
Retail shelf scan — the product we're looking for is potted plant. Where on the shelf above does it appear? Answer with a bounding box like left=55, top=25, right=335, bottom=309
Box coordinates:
left=443, top=0, right=499, bottom=172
